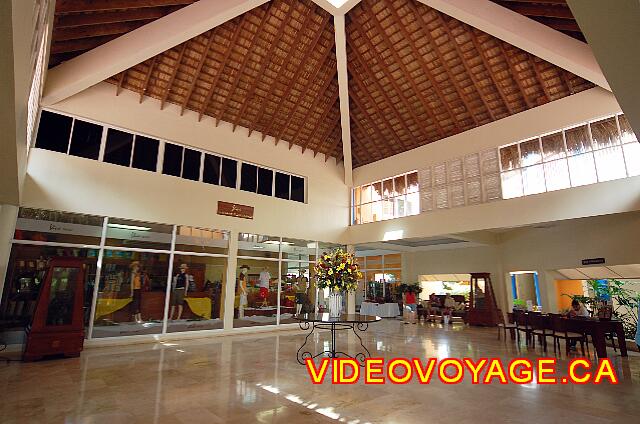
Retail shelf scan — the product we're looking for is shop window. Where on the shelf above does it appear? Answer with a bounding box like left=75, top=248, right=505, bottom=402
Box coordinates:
left=162, top=142, right=183, bottom=177
left=240, top=163, right=257, bottom=193
left=13, top=207, right=103, bottom=245
left=274, top=172, right=290, bottom=199
left=35, top=110, right=72, bottom=153
left=166, top=255, right=227, bottom=333
left=132, top=136, right=159, bottom=172
left=92, top=251, right=169, bottom=338
left=234, top=260, right=279, bottom=328
left=279, top=260, right=312, bottom=324
left=237, top=233, right=280, bottom=259
left=290, top=175, right=305, bottom=202
left=68, top=119, right=102, bottom=160
left=257, top=167, right=273, bottom=196
left=175, top=226, right=229, bottom=255
left=203, top=154, right=221, bottom=185
left=105, top=218, right=173, bottom=250
left=220, top=157, right=237, bottom=188
left=104, top=129, right=133, bottom=167
left=182, top=148, right=201, bottom=181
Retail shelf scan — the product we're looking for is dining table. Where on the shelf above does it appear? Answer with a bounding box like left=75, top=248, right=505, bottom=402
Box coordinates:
left=360, top=301, right=400, bottom=318
left=531, top=313, right=628, bottom=358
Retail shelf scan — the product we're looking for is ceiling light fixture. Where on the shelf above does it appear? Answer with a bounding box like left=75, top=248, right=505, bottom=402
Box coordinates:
left=108, top=223, right=151, bottom=231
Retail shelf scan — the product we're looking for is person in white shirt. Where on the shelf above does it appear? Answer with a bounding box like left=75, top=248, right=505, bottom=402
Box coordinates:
left=258, top=267, right=271, bottom=307
left=568, top=299, right=590, bottom=318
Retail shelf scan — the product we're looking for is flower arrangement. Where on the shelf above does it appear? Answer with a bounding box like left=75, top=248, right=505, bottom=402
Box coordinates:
left=314, top=248, right=361, bottom=292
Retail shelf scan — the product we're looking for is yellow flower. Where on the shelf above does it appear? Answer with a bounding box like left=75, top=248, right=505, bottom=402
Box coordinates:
left=328, top=269, right=333, bottom=275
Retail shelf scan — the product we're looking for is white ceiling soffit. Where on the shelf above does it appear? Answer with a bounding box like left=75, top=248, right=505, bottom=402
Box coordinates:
left=42, top=0, right=269, bottom=106
left=417, top=0, right=610, bottom=91
left=420, top=273, right=471, bottom=282
left=608, top=264, right=640, bottom=279
left=557, top=265, right=640, bottom=280
left=557, top=268, right=589, bottom=280
left=575, top=266, right=621, bottom=279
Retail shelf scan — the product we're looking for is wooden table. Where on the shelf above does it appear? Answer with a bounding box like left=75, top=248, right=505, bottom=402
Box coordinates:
left=565, top=318, right=627, bottom=358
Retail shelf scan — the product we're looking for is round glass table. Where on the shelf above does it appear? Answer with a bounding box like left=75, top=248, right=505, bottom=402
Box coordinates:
left=293, top=313, right=381, bottom=366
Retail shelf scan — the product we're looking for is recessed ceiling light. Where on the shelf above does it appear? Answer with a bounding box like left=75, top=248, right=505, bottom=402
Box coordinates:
left=108, top=223, right=151, bottom=231
left=263, top=240, right=293, bottom=245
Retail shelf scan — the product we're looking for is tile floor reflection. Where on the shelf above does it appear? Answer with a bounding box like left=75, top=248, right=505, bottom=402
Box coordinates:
left=0, top=319, right=639, bottom=423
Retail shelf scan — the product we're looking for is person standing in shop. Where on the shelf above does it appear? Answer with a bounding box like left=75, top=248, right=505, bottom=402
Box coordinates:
left=237, top=265, right=249, bottom=318
left=130, top=261, right=143, bottom=323
left=170, top=263, right=193, bottom=320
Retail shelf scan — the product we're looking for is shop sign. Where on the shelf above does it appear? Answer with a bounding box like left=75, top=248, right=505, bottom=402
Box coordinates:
left=106, top=227, right=172, bottom=244
left=217, top=201, right=254, bottom=219
left=582, top=258, right=605, bottom=266
left=16, top=218, right=102, bottom=238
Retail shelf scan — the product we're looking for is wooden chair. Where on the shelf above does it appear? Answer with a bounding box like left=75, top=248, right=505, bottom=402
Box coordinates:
left=528, top=313, right=553, bottom=352
left=550, top=314, right=587, bottom=356
left=513, top=310, right=533, bottom=346
left=497, top=312, right=516, bottom=340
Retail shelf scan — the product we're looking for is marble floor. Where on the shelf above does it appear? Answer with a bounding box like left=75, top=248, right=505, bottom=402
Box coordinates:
left=1, top=319, right=638, bottom=424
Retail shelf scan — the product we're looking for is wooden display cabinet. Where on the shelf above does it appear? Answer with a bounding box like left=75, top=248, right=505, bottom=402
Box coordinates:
left=23, top=258, right=86, bottom=361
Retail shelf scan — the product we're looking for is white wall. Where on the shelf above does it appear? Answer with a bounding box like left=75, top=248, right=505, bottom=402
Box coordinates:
left=22, top=82, right=350, bottom=243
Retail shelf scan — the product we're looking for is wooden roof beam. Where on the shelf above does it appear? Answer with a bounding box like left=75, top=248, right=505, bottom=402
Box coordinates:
left=234, top=2, right=297, bottom=136
left=434, top=11, right=497, bottom=121
left=55, top=0, right=195, bottom=13
left=160, top=42, right=188, bottom=109
left=44, top=0, right=269, bottom=105
left=333, top=14, right=352, bottom=185
left=200, top=15, right=248, bottom=123
left=294, top=67, right=338, bottom=152
left=417, top=0, right=610, bottom=90
left=180, top=30, right=218, bottom=115
left=283, top=35, right=336, bottom=149
left=262, top=6, right=324, bottom=143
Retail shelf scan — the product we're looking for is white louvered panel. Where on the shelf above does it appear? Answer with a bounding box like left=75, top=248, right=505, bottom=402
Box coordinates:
left=433, top=163, right=447, bottom=187
left=447, top=158, right=464, bottom=183
left=464, top=153, right=481, bottom=179
left=420, top=188, right=434, bottom=212
left=482, top=172, right=502, bottom=202
left=465, top=178, right=482, bottom=205
left=449, top=181, right=465, bottom=208
left=481, top=148, right=500, bottom=175
left=434, top=186, right=449, bottom=209
left=419, top=168, right=432, bottom=189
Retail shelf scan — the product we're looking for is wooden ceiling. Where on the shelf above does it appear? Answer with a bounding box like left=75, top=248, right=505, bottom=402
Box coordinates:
left=346, top=0, right=594, bottom=166
left=489, top=0, right=585, bottom=42
left=106, top=0, right=342, bottom=160
left=49, top=0, right=597, bottom=167
left=51, top=0, right=197, bottom=67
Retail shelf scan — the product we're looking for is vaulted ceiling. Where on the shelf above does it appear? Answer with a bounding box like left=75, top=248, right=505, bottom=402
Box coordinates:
left=47, top=0, right=597, bottom=168
left=51, top=0, right=198, bottom=67
left=489, top=0, right=585, bottom=42
left=346, top=0, right=593, bottom=166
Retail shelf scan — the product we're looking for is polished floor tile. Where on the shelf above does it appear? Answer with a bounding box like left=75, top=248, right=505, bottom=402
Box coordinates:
left=1, top=319, right=638, bottom=423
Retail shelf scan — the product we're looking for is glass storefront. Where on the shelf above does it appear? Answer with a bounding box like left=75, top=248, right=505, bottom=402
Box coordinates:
left=0, top=208, right=336, bottom=343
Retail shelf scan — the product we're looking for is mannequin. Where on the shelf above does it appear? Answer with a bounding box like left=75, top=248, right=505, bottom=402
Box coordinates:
left=237, top=266, right=249, bottom=318
left=129, top=261, right=142, bottom=323
left=295, top=273, right=308, bottom=315
left=258, top=267, right=271, bottom=307
left=170, top=263, right=193, bottom=320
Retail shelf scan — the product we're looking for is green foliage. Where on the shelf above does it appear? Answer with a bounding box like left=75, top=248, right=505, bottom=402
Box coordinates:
left=563, top=279, right=639, bottom=339
left=397, top=283, right=422, bottom=294
left=513, top=299, right=527, bottom=309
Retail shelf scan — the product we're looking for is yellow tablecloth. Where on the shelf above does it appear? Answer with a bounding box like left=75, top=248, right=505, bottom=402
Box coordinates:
left=185, top=297, right=212, bottom=320
left=96, top=298, right=132, bottom=318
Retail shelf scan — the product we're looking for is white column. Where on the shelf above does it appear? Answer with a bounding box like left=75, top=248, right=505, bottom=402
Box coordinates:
left=223, top=231, right=239, bottom=330
left=0, top=204, right=18, bottom=303
left=346, top=244, right=356, bottom=314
